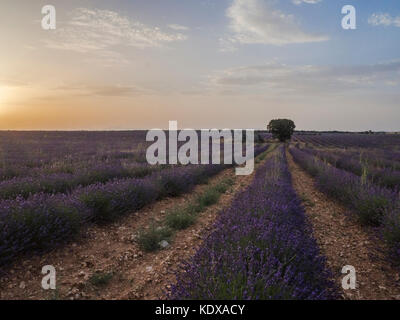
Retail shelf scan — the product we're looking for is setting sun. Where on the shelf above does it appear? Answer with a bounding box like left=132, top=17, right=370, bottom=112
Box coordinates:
left=0, top=86, right=17, bottom=114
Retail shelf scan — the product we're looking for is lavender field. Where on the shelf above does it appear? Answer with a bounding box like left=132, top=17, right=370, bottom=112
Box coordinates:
left=168, top=134, right=400, bottom=300
left=0, top=131, right=400, bottom=300
left=291, top=133, right=400, bottom=261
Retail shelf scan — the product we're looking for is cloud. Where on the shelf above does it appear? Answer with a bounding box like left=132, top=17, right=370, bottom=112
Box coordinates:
left=292, top=0, right=322, bottom=5
left=210, top=60, right=400, bottom=94
left=0, top=78, right=29, bottom=88
left=54, top=83, right=149, bottom=97
left=224, top=0, right=328, bottom=47
left=368, top=13, right=400, bottom=27
left=168, top=24, right=190, bottom=31
left=43, top=8, right=187, bottom=54
left=218, top=37, right=239, bottom=52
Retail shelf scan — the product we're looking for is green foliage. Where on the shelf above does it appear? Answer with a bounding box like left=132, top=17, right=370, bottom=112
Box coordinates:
left=267, top=119, right=296, bottom=142
left=165, top=209, right=196, bottom=230
left=80, top=192, right=115, bottom=222
left=196, top=188, right=220, bottom=207
left=89, top=272, right=114, bottom=287
left=139, top=177, right=235, bottom=251
left=254, top=132, right=265, bottom=143
left=356, top=195, right=388, bottom=226
left=137, top=225, right=172, bottom=252
left=299, top=194, right=315, bottom=207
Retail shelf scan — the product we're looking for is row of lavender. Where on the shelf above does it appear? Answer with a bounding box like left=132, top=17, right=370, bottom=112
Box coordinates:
left=294, top=133, right=400, bottom=153
left=0, top=131, right=150, bottom=180
left=297, top=146, right=400, bottom=190
left=169, top=146, right=336, bottom=299
left=0, top=144, right=270, bottom=270
left=298, top=144, right=400, bottom=171
left=0, top=131, right=264, bottom=200
left=0, top=142, right=267, bottom=200
left=0, top=162, right=162, bottom=200
left=0, top=165, right=225, bottom=270
left=0, top=156, right=148, bottom=181
left=0, top=131, right=270, bottom=180
left=289, top=147, right=400, bottom=260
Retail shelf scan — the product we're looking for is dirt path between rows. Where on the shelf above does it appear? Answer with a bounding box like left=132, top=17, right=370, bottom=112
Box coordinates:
left=0, top=151, right=271, bottom=300
left=286, top=149, right=400, bottom=300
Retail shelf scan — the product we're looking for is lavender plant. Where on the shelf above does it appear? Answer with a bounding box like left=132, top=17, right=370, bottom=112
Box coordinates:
left=169, top=146, right=336, bottom=300
left=299, top=146, right=400, bottom=190
left=290, top=147, right=398, bottom=225
left=0, top=144, right=269, bottom=269
left=0, top=163, right=159, bottom=200
left=290, top=147, right=400, bottom=261
left=293, top=133, right=400, bottom=152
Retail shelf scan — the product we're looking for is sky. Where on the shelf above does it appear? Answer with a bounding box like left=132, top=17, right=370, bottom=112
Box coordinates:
left=0, top=0, right=399, bottom=131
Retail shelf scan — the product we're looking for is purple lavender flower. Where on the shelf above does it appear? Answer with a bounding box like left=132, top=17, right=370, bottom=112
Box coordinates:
left=169, top=146, right=337, bottom=300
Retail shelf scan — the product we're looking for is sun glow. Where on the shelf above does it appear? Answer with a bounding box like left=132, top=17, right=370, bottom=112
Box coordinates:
left=0, top=87, right=6, bottom=112
left=0, top=86, right=12, bottom=113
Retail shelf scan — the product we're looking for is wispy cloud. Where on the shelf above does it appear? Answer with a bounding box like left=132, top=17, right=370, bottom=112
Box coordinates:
left=0, top=77, right=30, bottom=88
left=54, top=83, right=150, bottom=97
left=368, top=13, right=400, bottom=27
left=210, top=60, right=400, bottom=94
left=43, top=8, right=187, bottom=54
left=292, top=0, right=322, bottom=5
left=222, top=0, right=328, bottom=49
left=168, top=24, right=190, bottom=31
left=218, top=37, right=238, bottom=52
